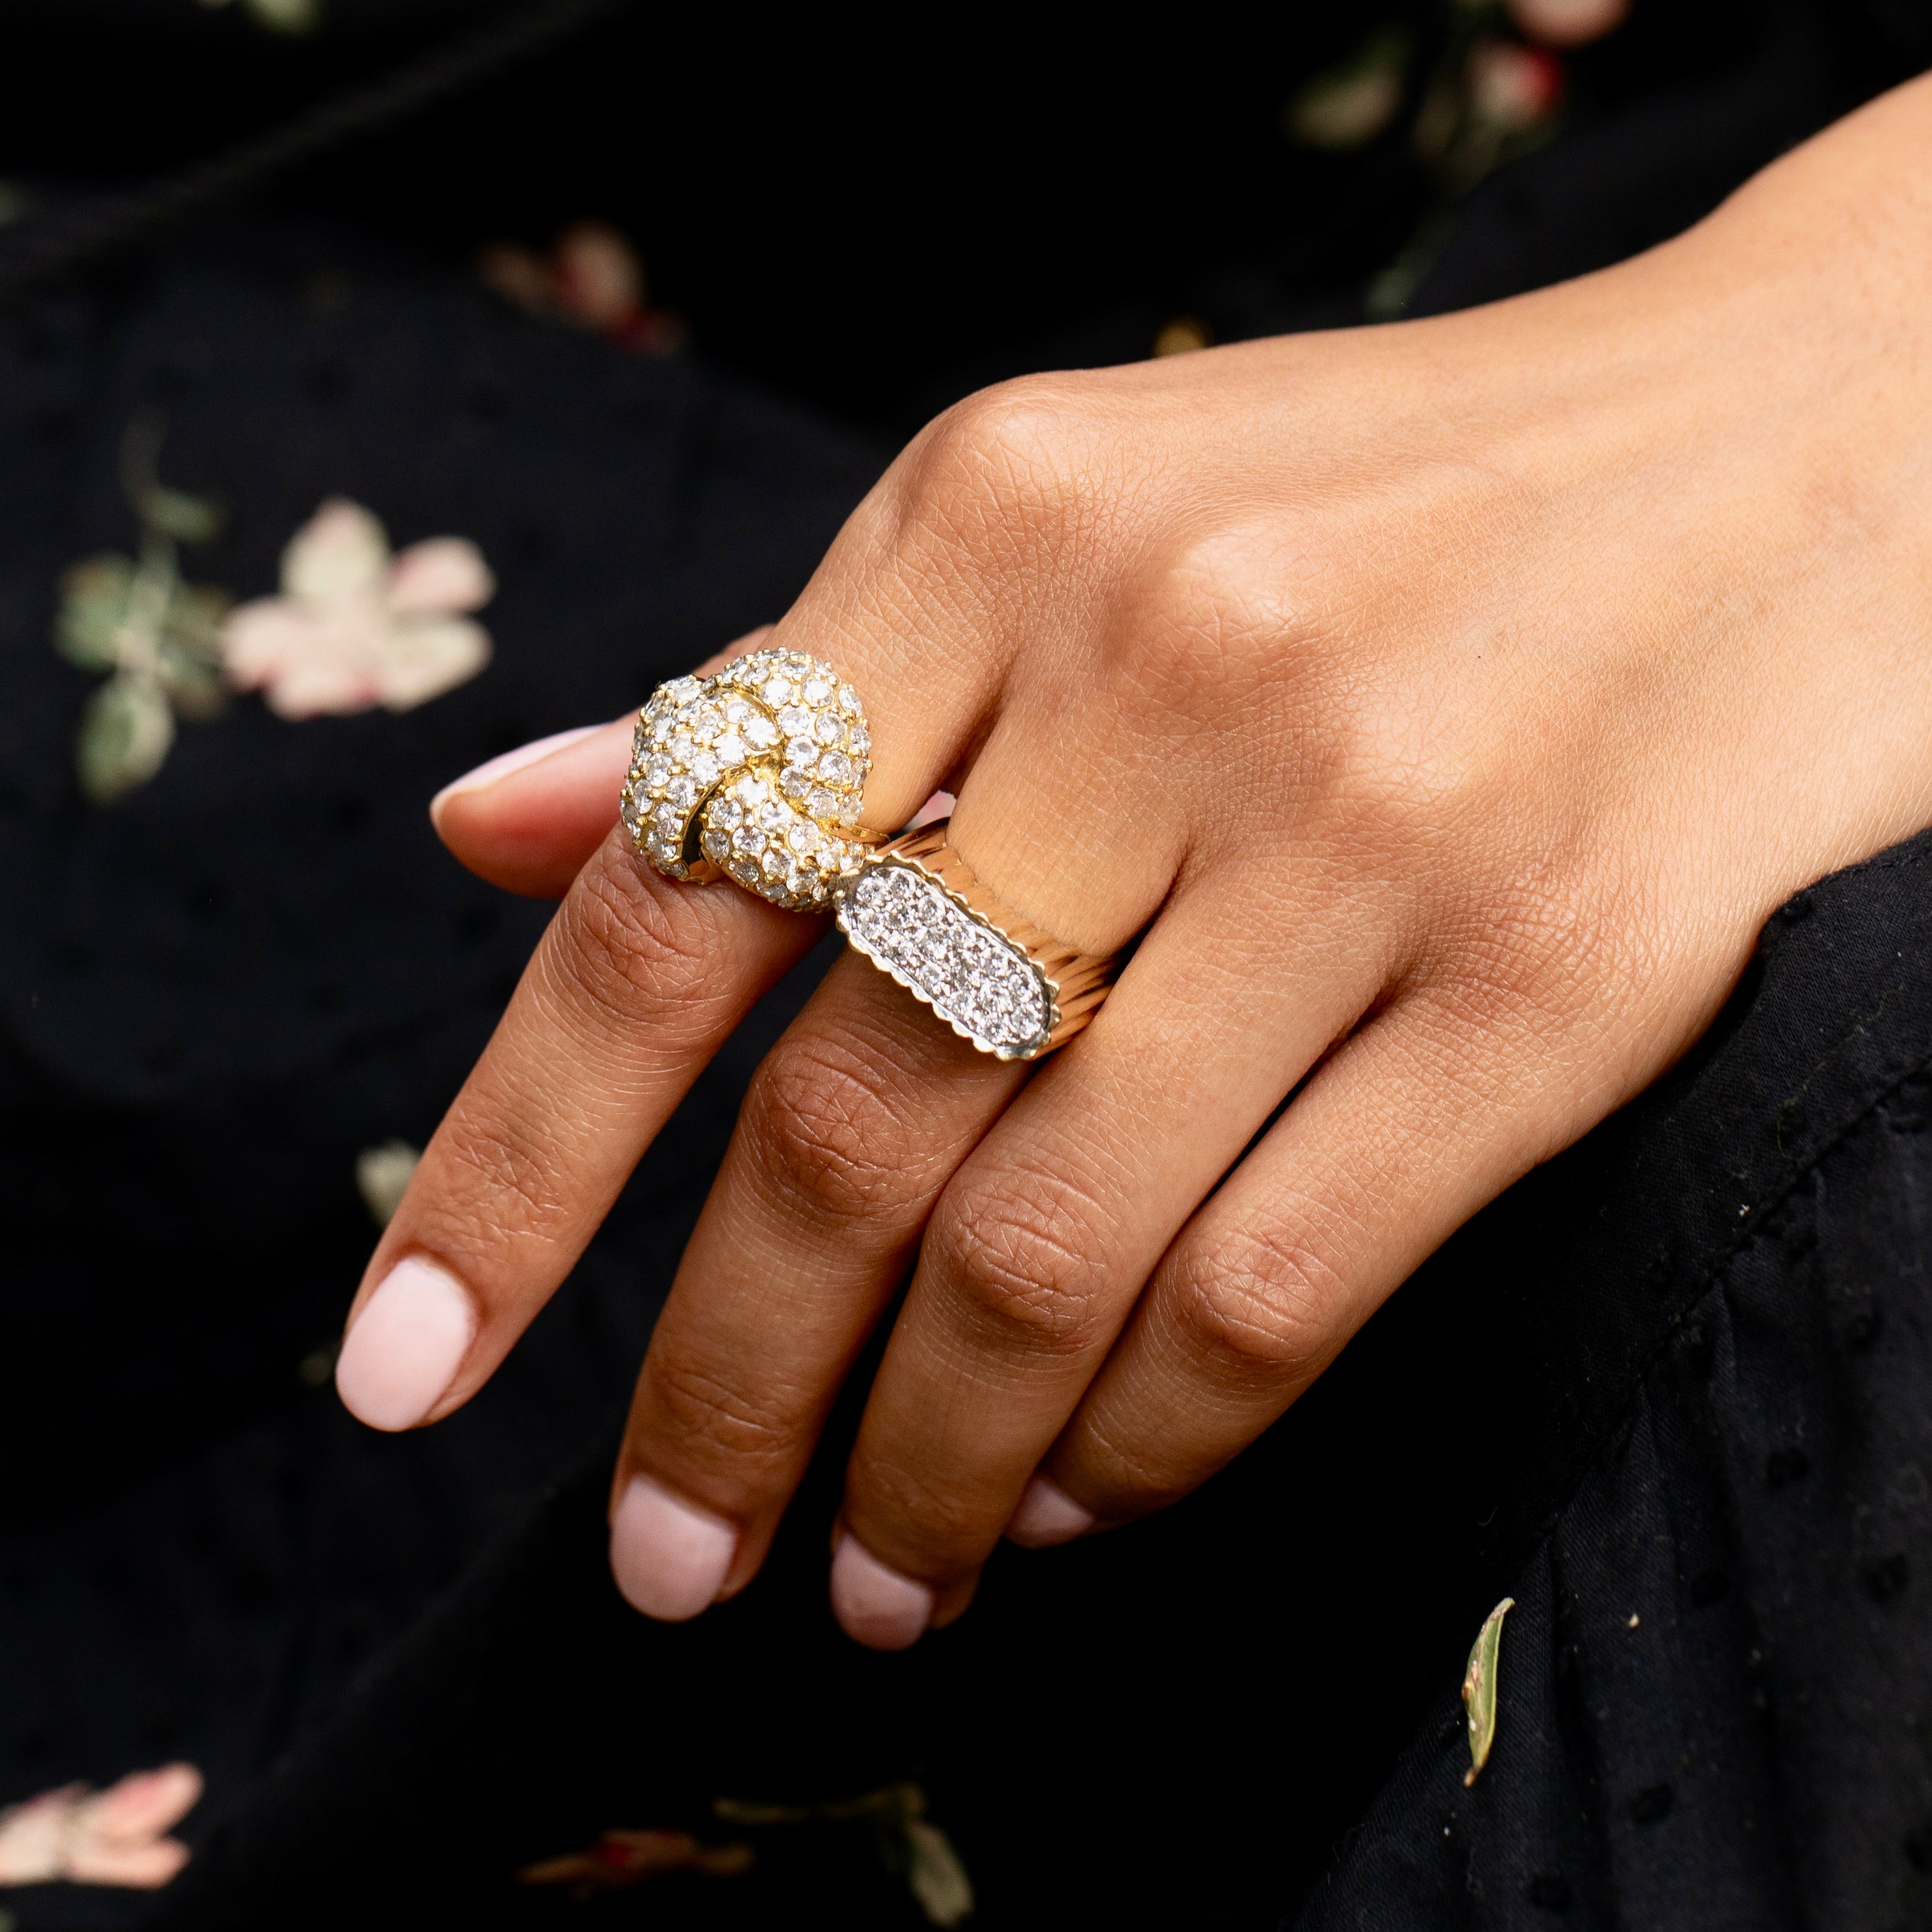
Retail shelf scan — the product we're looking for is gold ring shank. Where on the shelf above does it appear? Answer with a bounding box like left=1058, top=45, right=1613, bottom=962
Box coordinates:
left=835, top=822, right=1118, bottom=1061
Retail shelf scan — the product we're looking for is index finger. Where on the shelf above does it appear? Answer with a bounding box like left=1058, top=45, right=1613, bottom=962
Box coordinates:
left=332, top=384, right=1088, bottom=1433
left=333, top=822, right=817, bottom=1431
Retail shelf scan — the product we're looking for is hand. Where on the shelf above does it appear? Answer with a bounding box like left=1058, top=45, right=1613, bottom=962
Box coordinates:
left=336, top=78, right=1932, bottom=1648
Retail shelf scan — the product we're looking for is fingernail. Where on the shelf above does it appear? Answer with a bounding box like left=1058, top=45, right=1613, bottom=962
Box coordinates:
left=334, top=1256, right=475, bottom=1431
left=430, top=723, right=605, bottom=822
left=609, top=1476, right=738, bottom=1620
left=829, top=1535, right=933, bottom=1650
left=1005, top=1473, right=1095, bottom=1548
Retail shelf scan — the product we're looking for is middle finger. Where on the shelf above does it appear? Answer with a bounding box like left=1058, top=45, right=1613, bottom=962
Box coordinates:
left=608, top=946, right=1026, bottom=1620
left=831, top=869, right=1394, bottom=1644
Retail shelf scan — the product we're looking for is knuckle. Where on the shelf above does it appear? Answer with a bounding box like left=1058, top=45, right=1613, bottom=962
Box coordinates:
left=1117, top=524, right=1290, bottom=711
left=1071, top=1413, right=1193, bottom=1520
left=545, top=834, right=722, bottom=1032
left=1167, top=1217, right=1349, bottom=1379
left=1421, top=874, right=1632, bottom=1051
left=901, top=376, right=1090, bottom=542
left=433, top=1109, right=566, bottom=1228
left=645, top=1351, right=796, bottom=1477
left=925, top=1169, right=1114, bottom=1355
left=737, top=1036, right=923, bottom=1234
left=411, top=1107, right=572, bottom=1270
left=850, top=1453, right=1000, bottom=1573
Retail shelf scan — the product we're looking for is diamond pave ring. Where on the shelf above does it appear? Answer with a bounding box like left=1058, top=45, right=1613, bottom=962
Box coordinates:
left=836, top=822, right=1118, bottom=1060
left=621, top=646, right=878, bottom=911
left=624, top=650, right=1117, bottom=1058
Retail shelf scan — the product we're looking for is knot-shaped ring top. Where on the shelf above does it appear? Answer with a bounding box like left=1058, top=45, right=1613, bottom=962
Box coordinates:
left=620, top=645, right=874, bottom=911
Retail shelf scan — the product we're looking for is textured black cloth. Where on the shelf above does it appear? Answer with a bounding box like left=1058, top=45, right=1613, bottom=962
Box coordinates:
left=2, top=5, right=1931, bottom=1930
left=0, top=228, right=882, bottom=1929
left=126, top=830, right=1932, bottom=1932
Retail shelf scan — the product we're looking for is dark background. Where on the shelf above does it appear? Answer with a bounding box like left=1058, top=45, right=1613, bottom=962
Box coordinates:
left=5, top=5, right=1932, bottom=1927
left=0, top=0, right=1876, bottom=438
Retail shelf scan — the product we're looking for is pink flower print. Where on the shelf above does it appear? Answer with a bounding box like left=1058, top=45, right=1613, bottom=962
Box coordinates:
left=1467, top=39, right=1565, bottom=132
left=1506, top=0, right=1628, bottom=49
left=0, top=1763, right=202, bottom=1890
left=479, top=222, right=687, bottom=355
left=221, top=498, right=493, bottom=720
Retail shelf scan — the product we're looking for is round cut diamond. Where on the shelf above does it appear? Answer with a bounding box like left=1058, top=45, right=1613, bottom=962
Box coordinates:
left=837, top=865, right=1053, bottom=1057
left=628, top=651, right=870, bottom=903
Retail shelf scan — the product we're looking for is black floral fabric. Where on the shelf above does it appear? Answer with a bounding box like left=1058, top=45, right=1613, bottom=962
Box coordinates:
left=108, top=820, right=1932, bottom=1932
left=0, top=227, right=881, bottom=1929
left=3, top=4, right=1932, bottom=1929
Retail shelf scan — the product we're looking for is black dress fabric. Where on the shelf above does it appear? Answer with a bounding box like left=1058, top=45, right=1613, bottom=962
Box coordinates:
left=0, top=227, right=884, bottom=1929
left=2, top=5, right=1931, bottom=1930
left=117, top=830, right=1932, bottom=1932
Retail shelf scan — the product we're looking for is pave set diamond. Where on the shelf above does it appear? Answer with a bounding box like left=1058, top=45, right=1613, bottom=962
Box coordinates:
left=628, top=658, right=1108, bottom=1061
left=621, top=647, right=872, bottom=911
left=837, top=861, right=1056, bottom=1060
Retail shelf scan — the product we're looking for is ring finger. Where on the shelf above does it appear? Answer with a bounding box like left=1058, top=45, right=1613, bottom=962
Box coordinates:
left=828, top=866, right=1394, bottom=1645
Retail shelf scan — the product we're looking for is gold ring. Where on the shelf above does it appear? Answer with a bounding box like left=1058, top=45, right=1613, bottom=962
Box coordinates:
left=621, top=647, right=879, bottom=911
left=835, top=822, right=1118, bottom=1060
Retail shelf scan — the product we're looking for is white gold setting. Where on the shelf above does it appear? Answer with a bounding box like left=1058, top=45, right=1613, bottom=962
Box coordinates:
left=840, top=863, right=1056, bottom=1058
left=835, top=822, right=1118, bottom=1062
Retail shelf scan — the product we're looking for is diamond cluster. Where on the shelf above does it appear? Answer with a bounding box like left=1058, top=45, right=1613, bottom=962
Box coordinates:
left=837, top=863, right=1055, bottom=1059
left=620, top=647, right=872, bottom=911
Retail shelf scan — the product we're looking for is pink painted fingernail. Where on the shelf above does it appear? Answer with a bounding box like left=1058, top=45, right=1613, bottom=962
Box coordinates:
left=1005, top=1474, right=1095, bottom=1548
left=829, top=1535, right=933, bottom=1650
left=609, top=1476, right=738, bottom=1621
left=334, top=1256, right=475, bottom=1431
left=429, top=723, right=605, bottom=821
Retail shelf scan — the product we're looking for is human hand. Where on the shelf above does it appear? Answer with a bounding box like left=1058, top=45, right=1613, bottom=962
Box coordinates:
left=339, top=77, right=1932, bottom=1649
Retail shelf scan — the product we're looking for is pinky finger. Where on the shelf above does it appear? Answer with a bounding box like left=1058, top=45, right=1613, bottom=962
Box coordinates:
left=1021, top=990, right=1627, bottom=1537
